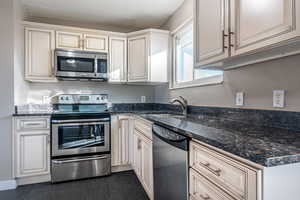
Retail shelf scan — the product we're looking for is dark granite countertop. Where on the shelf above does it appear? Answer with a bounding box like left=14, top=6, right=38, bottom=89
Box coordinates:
left=139, top=114, right=300, bottom=168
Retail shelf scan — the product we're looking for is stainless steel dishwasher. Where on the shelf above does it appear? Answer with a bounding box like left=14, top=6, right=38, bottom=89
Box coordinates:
left=153, top=124, right=189, bottom=200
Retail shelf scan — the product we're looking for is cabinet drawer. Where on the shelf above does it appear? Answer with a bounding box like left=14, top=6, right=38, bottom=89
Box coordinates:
left=16, top=117, right=50, bottom=131
left=190, top=169, right=235, bottom=200
left=134, top=117, right=152, bottom=140
left=190, top=141, right=260, bottom=200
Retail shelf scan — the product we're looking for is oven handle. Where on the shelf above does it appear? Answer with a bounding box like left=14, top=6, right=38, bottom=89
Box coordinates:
left=52, top=155, right=109, bottom=164
left=52, top=118, right=110, bottom=124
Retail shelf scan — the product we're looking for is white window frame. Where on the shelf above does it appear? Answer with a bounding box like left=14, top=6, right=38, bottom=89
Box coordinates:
left=170, top=18, right=224, bottom=89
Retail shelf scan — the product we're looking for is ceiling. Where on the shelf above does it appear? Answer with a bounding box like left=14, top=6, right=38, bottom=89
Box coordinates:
left=21, top=0, right=184, bottom=32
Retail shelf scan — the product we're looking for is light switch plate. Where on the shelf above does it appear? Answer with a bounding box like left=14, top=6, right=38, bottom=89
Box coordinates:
left=141, top=96, right=146, bottom=103
left=236, top=92, right=244, bottom=106
left=273, top=90, right=285, bottom=108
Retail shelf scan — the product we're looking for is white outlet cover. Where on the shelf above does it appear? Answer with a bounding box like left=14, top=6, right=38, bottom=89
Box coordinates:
left=141, top=96, right=146, bottom=103
left=236, top=92, right=244, bottom=106
left=273, top=90, right=285, bottom=108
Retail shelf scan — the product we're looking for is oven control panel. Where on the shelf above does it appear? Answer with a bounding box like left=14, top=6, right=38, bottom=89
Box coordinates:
left=52, top=94, right=108, bottom=104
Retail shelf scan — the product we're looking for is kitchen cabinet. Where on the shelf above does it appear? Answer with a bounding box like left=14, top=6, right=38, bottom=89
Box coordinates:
left=133, top=117, right=154, bottom=200
left=127, top=29, right=169, bottom=83
left=109, top=37, right=127, bottom=82
left=195, top=0, right=300, bottom=69
left=56, top=31, right=108, bottom=52
left=111, top=115, right=134, bottom=172
left=194, top=0, right=229, bottom=66
left=189, top=140, right=262, bottom=200
left=56, top=31, right=82, bottom=50
left=25, top=27, right=56, bottom=82
left=13, top=117, right=51, bottom=185
left=83, top=34, right=108, bottom=52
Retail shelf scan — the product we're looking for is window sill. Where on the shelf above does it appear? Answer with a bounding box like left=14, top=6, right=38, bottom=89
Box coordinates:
left=169, top=75, right=223, bottom=90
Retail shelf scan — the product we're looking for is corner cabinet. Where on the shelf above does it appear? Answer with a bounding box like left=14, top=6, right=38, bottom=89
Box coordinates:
left=195, top=0, right=300, bottom=69
left=25, top=27, right=56, bottom=82
left=13, top=116, right=51, bottom=185
left=109, top=37, right=127, bottom=83
left=127, top=29, right=169, bottom=83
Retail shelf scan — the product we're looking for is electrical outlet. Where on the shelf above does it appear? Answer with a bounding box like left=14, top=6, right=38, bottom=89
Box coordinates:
left=273, top=90, right=285, bottom=108
left=236, top=92, right=244, bottom=106
left=141, top=96, right=146, bottom=103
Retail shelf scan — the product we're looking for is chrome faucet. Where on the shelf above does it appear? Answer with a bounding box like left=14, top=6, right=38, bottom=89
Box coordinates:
left=170, top=96, right=188, bottom=116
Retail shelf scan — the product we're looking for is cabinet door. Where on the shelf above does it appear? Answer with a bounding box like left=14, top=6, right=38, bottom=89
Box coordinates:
left=25, top=27, right=56, bottom=82
left=230, top=0, right=300, bottom=56
left=194, top=0, right=229, bottom=66
left=83, top=34, right=108, bottom=52
left=128, top=35, right=149, bottom=82
left=16, top=132, right=50, bottom=177
left=141, top=136, right=153, bottom=200
left=109, top=37, right=127, bottom=82
left=56, top=31, right=83, bottom=50
left=133, top=131, right=142, bottom=177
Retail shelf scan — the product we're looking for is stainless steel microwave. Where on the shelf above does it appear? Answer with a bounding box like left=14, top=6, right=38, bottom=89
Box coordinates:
left=55, top=49, right=108, bottom=81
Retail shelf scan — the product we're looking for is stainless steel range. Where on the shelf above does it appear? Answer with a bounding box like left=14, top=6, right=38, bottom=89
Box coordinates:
left=50, top=94, right=111, bottom=183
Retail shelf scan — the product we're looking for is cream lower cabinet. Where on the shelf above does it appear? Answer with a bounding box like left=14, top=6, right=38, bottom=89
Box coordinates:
left=25, top=27, right=56, bottom=82
left=195, top=0, right=300, bottom=69
left=189, top=140, right=262, bottom=200
left=111, top=115, right=134, bottom=172
left=14, top=117, right=51, bottom=184
left=127, top=29, right=169, bottom=83
left=133, top=117, right=154, bottom=200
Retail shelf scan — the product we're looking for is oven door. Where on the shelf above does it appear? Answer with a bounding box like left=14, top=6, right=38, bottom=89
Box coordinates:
left=52, top=119, right=110, bottom=157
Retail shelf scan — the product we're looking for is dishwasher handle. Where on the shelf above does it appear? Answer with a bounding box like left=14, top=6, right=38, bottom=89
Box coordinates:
left=153, top=124, right=189, bottom=151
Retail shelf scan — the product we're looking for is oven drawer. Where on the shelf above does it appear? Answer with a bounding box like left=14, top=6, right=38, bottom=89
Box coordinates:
left=51, top=154, right=111, bottom=183
left=16, top=117, right=50, bottom=131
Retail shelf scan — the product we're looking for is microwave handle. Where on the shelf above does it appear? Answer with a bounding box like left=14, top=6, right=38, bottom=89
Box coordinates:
left=95, top=57, right=98, bottom=74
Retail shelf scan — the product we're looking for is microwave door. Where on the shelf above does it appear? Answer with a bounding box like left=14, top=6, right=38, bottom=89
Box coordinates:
left=57, top=56, right=96, bottom=73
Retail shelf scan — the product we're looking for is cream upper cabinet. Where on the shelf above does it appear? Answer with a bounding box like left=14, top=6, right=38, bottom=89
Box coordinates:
left=109, top=37, right=127, bottom=82
left=83, top=34, right=108, bottom=52
left=127, top=29, right=169, bottom=83
left=195, top=0, right=300, bottom=69
left=25, top=27, right=56, bottom=82
left=128, top=35, right=149, bottom=82
left=56, top=31, right=83, bottom=50
left=230, top=0, right=300, bottom=56
left=195, top=0, right=229, bottom=66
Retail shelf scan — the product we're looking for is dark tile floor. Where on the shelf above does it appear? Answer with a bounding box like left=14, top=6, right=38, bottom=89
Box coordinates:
left=0, top=171, right=149, bottom=200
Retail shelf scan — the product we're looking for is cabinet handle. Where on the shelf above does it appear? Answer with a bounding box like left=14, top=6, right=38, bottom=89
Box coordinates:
left=200, top=194, right=210, bottom=200
left=137, top=139, right=142, bottom=150
left=201, top=162, right=222, bottom=177
left=222, top=30, right=228, bottom=50
left=229, top=31, right=235, bottom=48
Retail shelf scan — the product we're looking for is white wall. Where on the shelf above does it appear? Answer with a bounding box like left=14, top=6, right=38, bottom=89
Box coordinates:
left=0, top=0, right=16, bottom=181
left=157, top=0, right=300, bottom=112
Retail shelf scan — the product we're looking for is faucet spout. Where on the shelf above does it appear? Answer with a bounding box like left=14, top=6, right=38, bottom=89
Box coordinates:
left=170, top=96, right=188, bottom=116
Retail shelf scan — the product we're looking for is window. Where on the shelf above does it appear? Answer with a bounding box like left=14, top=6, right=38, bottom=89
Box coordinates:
left=171, top=21, right=223, bottom=89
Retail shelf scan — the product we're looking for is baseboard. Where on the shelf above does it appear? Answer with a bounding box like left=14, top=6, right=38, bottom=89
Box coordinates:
left=16, top=174, right=51, bottom=186
left=0, top=180, right=17, bottom=191
left=112, top=164, right=132, bottom=173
